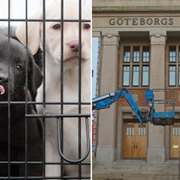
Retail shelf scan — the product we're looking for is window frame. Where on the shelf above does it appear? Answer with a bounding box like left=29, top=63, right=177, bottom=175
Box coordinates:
left=166, top=44, right=180, bottom=88
left=120, top=43, right=150, bottom=89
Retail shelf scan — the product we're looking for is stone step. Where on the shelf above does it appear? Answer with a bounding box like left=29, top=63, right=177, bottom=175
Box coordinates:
left=93, top=161, right=180, bottom=180
left=93, top=174, right=178, bottom=180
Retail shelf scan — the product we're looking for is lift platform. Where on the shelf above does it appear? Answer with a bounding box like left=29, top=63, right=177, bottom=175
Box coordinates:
left=145, top=89, right=175, bottom=125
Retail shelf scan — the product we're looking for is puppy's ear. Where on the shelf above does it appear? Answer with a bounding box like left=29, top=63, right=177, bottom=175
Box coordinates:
left=16, top=12, right=42, bottom=55
left=28, top=52, right=43, bottom=100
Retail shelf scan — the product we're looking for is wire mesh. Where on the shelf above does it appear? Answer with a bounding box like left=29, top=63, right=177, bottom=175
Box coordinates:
left=0, top=0, right=91, bottom=179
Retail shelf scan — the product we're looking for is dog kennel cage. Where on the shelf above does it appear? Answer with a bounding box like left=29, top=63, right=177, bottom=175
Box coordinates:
left=0, top=0, right=91, bottom=179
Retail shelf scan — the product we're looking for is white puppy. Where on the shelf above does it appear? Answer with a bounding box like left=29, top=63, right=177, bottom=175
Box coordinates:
left=16, top=1, right=91, bottom=178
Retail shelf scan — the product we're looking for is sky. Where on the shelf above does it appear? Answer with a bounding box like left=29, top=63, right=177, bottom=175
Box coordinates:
left=92, top=37, right=98, bottom=98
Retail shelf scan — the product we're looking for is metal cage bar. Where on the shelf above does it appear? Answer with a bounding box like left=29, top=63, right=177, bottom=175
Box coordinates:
left=42, top=0, right=46, bottom=178
left=78, top=1, right=82, bottom=179
left=7, top=0, right=11, bottom=178
left=0, top=0, right=91, bottom=179
left=25, top=0, right=29, bottom=179
left=60, top=0, right=64, bottom=179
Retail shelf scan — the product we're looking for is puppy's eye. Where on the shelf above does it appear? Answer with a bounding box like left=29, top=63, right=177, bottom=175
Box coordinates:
left=16, top=64, right=23, bottom=71
left=83, top=24, right=90, bottom=30
left=52, top=24, right=61, bottom=30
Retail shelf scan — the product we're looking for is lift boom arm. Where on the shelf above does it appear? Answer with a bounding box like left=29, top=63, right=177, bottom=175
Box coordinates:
left=92, top=88, right=145, bottom=123
left=92, top=88, right=175, bottom=126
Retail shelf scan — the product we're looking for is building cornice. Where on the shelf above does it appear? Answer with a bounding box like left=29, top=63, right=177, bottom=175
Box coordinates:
left=92, top=6, right=180, bottom=13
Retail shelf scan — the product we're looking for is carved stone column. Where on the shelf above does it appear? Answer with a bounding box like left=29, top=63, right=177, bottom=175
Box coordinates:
left=147, top=30, right=166, bottom=163
left=96, top=32, right=120, bottom=163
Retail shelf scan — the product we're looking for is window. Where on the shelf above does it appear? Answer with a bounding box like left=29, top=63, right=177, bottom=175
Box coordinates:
left=172, top=124, right=180, bottom=136
left=126, top=124, right=134, bottom=136
left=138, top=124, right=146, bottom=136
left=123, top=66, right=130, bottom=86
left=143, top=46, right=150, bottom=62
left=133, top=46, right=140, bottom=62
left=168, top=45, right=180, bottom=87
left=169, top=46, right=176, bottom=62
left=142, top=66, right=149, bottom=86
left=124, top=46, right=131, bottom=62
left=122, top=45, right=150, bottom=87
left=133, top=66, right=139, bottom=86
left=169, top=66, right=176, bottom=86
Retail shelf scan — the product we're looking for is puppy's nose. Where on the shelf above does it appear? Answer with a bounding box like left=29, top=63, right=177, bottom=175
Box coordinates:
left=0, top=74, right=8, bottom=84
left=69, top=40, right=81, bottom=52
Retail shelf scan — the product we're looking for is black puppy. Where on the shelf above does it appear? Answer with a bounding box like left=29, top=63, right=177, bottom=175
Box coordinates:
left=0, top=36, right=42, bottom=177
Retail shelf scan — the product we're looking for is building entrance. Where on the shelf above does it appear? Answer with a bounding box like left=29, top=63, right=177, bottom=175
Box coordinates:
left=170, top=123, right=180, bottom=158
left=123, top=122, right=147, bottom=158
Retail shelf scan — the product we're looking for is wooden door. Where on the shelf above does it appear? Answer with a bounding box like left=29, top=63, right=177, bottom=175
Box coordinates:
left=123, top=122, right=147, bottom=158
left=170, top=123, right=180, bottom=158
left=136, top=124, right=147, bottom=158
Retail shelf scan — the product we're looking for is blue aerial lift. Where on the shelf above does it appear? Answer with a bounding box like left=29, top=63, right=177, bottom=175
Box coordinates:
left=92, top=88, right=175, bottom=126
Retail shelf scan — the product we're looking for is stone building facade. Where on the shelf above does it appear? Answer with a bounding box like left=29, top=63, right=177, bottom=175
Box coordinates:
left=92, top=1, right=180, bottom=179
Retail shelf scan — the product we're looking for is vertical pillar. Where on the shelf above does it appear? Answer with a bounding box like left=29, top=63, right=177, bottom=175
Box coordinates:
left=147, top=30, right=166, bottom=163
left=96, top=32, right=120, bottom=163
